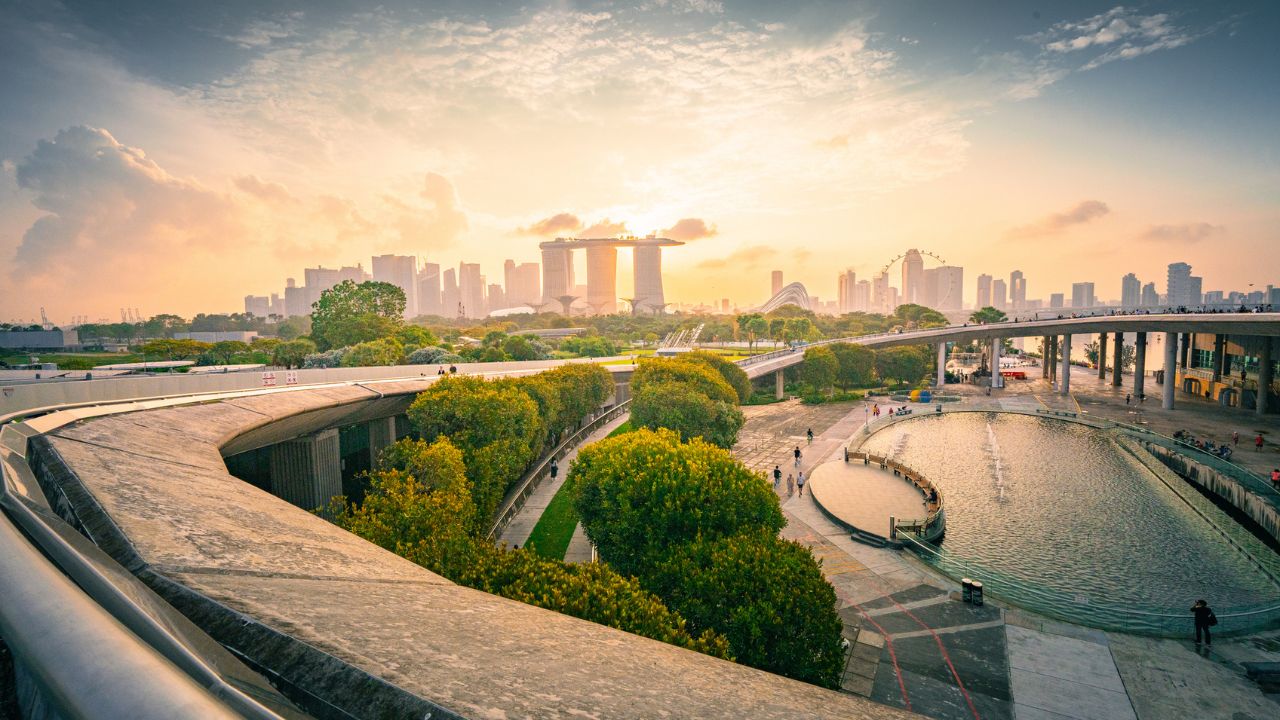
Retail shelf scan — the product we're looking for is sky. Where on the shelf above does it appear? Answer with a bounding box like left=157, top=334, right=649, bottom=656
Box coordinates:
left=1, top=0, right=1277, bottom=322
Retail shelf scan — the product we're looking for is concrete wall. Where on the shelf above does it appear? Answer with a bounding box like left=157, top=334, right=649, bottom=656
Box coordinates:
left=1138, top=441, right=1280, bottom=543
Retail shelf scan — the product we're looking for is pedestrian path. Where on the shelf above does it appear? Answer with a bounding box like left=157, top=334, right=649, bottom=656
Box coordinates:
left=498, top=414, right=630, bottom=549
left=563, top=522, right=593, bottom=563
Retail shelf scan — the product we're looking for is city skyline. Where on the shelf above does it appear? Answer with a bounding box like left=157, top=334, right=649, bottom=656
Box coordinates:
left=2, top=1, right=1278, bottom=321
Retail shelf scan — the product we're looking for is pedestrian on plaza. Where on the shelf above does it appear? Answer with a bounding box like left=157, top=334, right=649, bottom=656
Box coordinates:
left=550, top=458, right=558, bottom=480
left=874, top=405, right=881, bottom=417
left=773, top=465, right=782, bottom=487
left=1271, top=468, right=1280, bottom=491
left=1233, top=431, right=1239, bottom=446
left=1125, top=394, right=1131, bottom=405
left=806, top=428, right=814, bottom=445
left=794, top=446, right=802, bottom=467
left=449, top=365, right=457, bottom=374
left=786, top=473, right=794, bottom=496
left=1257, top=433, right=1265, bottom=452
left=1191, top=599, right=1216, bottom=646
left=797, top=471, right=806, bottom=496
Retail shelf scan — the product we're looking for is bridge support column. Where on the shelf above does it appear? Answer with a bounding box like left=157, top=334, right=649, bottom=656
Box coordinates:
left=1041, top=337, right=1050, bottom=378
left=1111, top=332, right=1124, bottom=386
left=1097, top=333, right=1108, bottom=379
left=1162, top=332, right=1177, bottom=410
left=1259, top=339, right=1273, bottom=416
left=1180, top=333, right=1191, bottom=370
left=990, top=338, right=1003, bottom=388
left=775, top=369, right=785, bottom=400
left=1048, top=337, right=1057, bottom=384
left=367, top=416, right=396, bottom=468
left=1134, top=332, right=1147, bottom=401
left=936, top=342, right=946, bottom=389
left=1060, top=334, right=1072, bottom=395
left=1213, top=334, right=1227, bottom=382
left=269, top=428, right=343, bottom=510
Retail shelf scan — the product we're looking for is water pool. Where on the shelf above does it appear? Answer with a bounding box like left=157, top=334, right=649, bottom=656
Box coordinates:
left=859, top=412, right=1280, bottom=635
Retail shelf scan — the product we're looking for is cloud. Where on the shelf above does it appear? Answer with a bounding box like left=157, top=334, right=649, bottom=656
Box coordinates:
left=518, top=212, right=583, bottom=236
left=1006, top=200, right=1110, bottom=239
left=662, top=218, right=718, bottom=242
left=234, top=175, right=296, bottom=204
left=696, top=245, right=776, bottom=270
left=1142, top=222, right=1224, bottom=243
left=1025, top=7, right=1199, bottom=71
left=579, top=218, right=629, bottom=237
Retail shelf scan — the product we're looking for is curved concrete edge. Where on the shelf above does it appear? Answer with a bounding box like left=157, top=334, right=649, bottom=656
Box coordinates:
left=24, top=385, right=922, bottom=719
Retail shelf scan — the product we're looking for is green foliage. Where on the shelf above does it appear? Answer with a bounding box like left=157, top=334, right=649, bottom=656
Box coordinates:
left=303, top=348, right=347, bottom=368
left=540, top=363, right=615, bottom=436
left=631, top=381, right=745, bottom=448
left=207, top=340, right=250, bottom=364
left=395, top=325, right=440, bottom=349
left=798, top=346, right=838, bottom=394
left=560, top=336, right=618, bottom=357
left=632, top=358, right=738, bottom=405
left=405, top=346, right=456, bottom=365
left=341, top=337, right=405, bottom=367
left=829, top=343, right=875, bottom=389
left=969, top=306, right=1007, bottom=325
left=573, top=428, right=782, bottom=579
left=874, top=346, right=929, bottom=386
left=503, top=334, right=551, bottom=361
left=892, top=303, right=948, bottom=329
left=681, top=350, right=751, bottom=403
left=310, top=280, right=406, bottom=351
left=646, top=531, right=845, bottom=688
left=139, top=338, right=211, bottom=359
left=799, top=390, right=864, bottom=405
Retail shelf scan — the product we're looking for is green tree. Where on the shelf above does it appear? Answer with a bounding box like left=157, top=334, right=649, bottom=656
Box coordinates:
left=272, top=338, right=316, bottom=368
left=341, top=337, right=405, bottom=367
left=503, top=334, right=549, bottom=361
left=875, top=346, right=928, bottom=386
left=785, top=317, right=817, bottom=342
left=395, top=325, right=440, bottom=350
left=798, top=345, right=838, bottom=394
left=631, top=381, right=745, bottom=448
left=892, top=303, right=948, bottom=329
left=647, top=531, right=845, bottom=688
left=573, top=428, right=783, bottom=578
left=681, top=351, right=751, bottom=403
left=969, top=306, right=1007, bottom=325
left=541, top=363, right=615, bottom=435
left=140, top=338, right=211, bottom=359
left=208, top=340, right=250, bottom=364
left=632, top=358, right=738, bottom=405
left=310, top=280, right=406, bottom=351
left=829, top=343, right=875, bottom=389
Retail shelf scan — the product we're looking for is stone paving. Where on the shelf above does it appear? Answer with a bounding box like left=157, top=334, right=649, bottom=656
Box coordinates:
left=808, top=461, right=928, bottom=539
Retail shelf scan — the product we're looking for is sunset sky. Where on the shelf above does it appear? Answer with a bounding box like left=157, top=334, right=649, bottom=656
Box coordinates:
left=2, top=0, right=1277, bottom=322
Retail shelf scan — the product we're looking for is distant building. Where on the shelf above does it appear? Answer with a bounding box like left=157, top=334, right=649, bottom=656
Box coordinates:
left=1071, top=282, right=1095, bottom=309
left=442, top=268, right=460, bottom=318
left=976, top=274, right=992, bottom=308
left=836, top=269, right=857, bottom=313
left=243, top=295, right=271, bottom=318
left=418, top=263, right=442, bottom=316
left=1202, top=290, right=1225, bottom=305
left=1141, top=282, right=1158, bottom=307
left=1010, top=270, right=1026, bottom=310
left=487, top=283, right=505, bottom=312
left=0, top=329, right=79, bottom=350
left=771, top=270, right=784, bottom=297
left=1188, top=276, right=1203, bottom=306
left=853, top=280, right=871, bottom=313
left=992, top=279, right=1008, bottom=311
left=933, top=266, right=964, bottom=311
left=901, top=249, right=924, bottom=305
left=458, top=262, right=485, bottom=319
left=284, top=278, right=309, bottom=318
left=504, top=261, right=541, bottom=307
left=1166, top=262, right=1194, bottom=306
left=372, top=255, right=419, bottom=318
left=1049, top=293, right=1064, bottom=309
left=1121, top=273, right=1141, bottom=308
left=872, top=272, right=892, bottom=312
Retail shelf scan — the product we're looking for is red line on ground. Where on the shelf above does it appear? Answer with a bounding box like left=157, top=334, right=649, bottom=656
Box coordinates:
left=850, top=602, right=911, bottom=712
left=890, top=600, right=982, bottom=720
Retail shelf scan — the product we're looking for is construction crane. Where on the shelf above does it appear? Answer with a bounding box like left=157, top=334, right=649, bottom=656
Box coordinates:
left=40, top=307, right=50, bottom=329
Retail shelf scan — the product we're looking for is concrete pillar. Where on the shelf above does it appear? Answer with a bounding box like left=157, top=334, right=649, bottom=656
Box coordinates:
left=991, top=338, right=1003, bottom=388
left=1134, top=332, right=1147, bottom=400
left=367, top=416, right=396, bottom=468
left=1212, top=334, right=1226, bottom=381
left=1112, top=331, right=1124, bottom=387
left=936, top=342, right=947, bottom=388
left=1097, top=333, right=1108, bottom=379
left=1259, top=339, right=1273, bottom=416
left=269, top=428, right=343, bottom=510
left=1060, top=334, right=1072, bottom=395
left=775, top=369, right=785, bottom=400
left=1041, top=337, right=1050, bottom=378
left=1162, top=332, right=1177, bottom=410
left=1049, top=336, right=1057, bottom=384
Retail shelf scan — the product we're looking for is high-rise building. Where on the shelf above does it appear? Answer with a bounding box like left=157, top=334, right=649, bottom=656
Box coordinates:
left=244, top=295, right=270, bottom=317
left=458, top=262, right=485, bottom=318
left=771, top=270, right=783, bottom=297
left=1167, top=262, right=1193, bottom=306
left=1121, top=273, right=1141, bottom=308
left=487, top=283, right=505, bottom=312
left=417, top=263, right=442, bottom=316
left=442, top=268, right=460, bottom=318
left=372, top=255, right=419, bottom=318
left=934, top=266, right=964, bottom=311
left=853, top=280, right=871, bottom=312
left=1010, top=270, right=1026, bottom=310
left=1188, top=276, right=1203, bottom=306
left=976, top=274, right=992, bottom=308
left=901, top=249, right=924, bottom=305
left=1049, top=293, right=1064, bottom=309
left=1071, top=282, right=1095, bottom=309
left=284, top=278, right=309, bottom=318
left=503, top=260, right=540, bottom=307
left=1203, top=290, right=1225, bottom=305
left=920, top=268, right=938, bottom=308
left=992, top=279, right=1008, bottom=310
left=1141, top=282, right=1158, bottom=307
left=836, top=269, right=857, bottom=313
left=632, top=243, right=666, bottom=314
left=540, top=243, right=575, bottom=305
left=584, top=246, right=618, bottom=315
left=872, top=272, right=892, bottom=312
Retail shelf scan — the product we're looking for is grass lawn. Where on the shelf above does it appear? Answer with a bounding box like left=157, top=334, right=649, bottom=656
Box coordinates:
left=524, top=420, right=633, bottom=559
left=1, top=351, right=142, bottom=369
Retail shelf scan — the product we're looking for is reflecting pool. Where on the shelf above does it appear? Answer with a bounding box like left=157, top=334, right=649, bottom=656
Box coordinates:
left=860, top=412, right=1280, bottom=635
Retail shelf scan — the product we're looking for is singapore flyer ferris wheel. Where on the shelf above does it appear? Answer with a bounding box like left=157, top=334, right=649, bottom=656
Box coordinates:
left=879, top=249, right=959, bottom=309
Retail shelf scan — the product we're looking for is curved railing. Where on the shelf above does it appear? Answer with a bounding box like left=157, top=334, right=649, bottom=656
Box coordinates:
left=844, top=450, right=945, bottom=542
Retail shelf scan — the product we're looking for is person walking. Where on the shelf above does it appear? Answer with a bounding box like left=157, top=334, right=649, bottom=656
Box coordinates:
left=549, top=458, right=558, bottom=480
left=1233, top=431, right=1239, bottom=446
left=794, top=446, right=802, bottom=467
left=1271, top=468, right=1280, bottom=491
left=1256, top=433, right=1265, bottom=452
left=1191, top=599, right=1215, bottom=646
left=786, top=473, right=794, bottom=496
left=806, top=428, right=814, bottom=445
left=796, top=471, right=806, bottom=496
left=773, top=465, right=782, bottom=488
left=1125, top=394, right=1131, bottom=405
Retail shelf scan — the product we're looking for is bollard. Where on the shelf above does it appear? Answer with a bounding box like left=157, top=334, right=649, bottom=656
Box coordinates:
left=971, top=580, right=984, bottom=607
left=961, top=578, right=973, bottom=603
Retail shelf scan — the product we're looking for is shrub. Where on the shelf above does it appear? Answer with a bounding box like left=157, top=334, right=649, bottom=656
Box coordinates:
left=406, top=346, right=454, bottom=365
left=272, top=339, right=316, bottom=368
left=631, top=380, right=743, bottom=448
left=303, top=347, right=347, bottom=368
left=341, top=337, right=404, bottom=367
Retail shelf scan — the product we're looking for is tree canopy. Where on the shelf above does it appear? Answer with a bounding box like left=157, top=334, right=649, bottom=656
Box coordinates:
left=829, top=343, right=875, bottom=389
left=310, top=280, right=407, bottom=351
left=797, top=345, right=838, bottom=394
left=681, top=350, right=752, bottom=403
left=969, top=306, right=1007, bottom=325
left=874, top=345, right=929, bottom=386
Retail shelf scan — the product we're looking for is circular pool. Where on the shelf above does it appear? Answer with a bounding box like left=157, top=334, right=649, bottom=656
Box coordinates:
left=859, top=412, right=1280, bottom=635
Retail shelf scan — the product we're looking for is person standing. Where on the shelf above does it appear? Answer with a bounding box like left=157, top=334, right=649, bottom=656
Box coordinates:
left=1257, top=433, right=1265, bottom=452
left=1125, top=394, right=1131, bottom=405
left=794, top=446, right=802, bottom=467
left=1271, top=468, right=1280, bottom=491
left=796, top=471, right=806, bottom=496
left=786, top=473, right=794, bottom=496
left=549, top=458, right=558, bottom=480
left=806, top=428, right=814, bottom=445
left=773, top=465, right=782, bottom=488
left=1233, top=431, right=1239, bottom=446
left=1191, top=599, right=1215, bottom=646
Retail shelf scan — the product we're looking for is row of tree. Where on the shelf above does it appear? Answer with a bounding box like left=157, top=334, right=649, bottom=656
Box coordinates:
left=629, top=351, right=750, bottom=448
left=794, top=343, right=934, bottom=395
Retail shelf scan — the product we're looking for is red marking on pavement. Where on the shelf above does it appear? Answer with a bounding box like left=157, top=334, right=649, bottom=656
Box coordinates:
left=886, top=599, right=982, bottom=720
left=850, top=602, right=911, bottom=712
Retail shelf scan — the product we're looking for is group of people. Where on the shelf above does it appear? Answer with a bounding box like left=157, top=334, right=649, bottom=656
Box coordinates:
left=772, top=463, right=805, bottom=497
left=435, top=365, right=458, bottom=375
left=870, top=404, right=913, bottom=419
left=1171, top=428, right=1270, bottom=460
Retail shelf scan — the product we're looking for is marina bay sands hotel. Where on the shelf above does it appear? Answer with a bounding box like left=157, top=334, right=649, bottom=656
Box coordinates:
left=540, top=236, right=683, bottom=315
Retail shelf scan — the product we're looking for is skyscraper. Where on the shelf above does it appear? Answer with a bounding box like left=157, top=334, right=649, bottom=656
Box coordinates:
left=244, top=295, right=270, bottom=317
left=1167, top=262, right=1193, bottom=306
left=418, top=263, right=442, bottom=316
left=836, top=269, right=857, bottom=313
left=992, top=279, right=1008, bottom=310
left=458, top=262, right=485, bottom=318
left=372, top=255, right=418, bottom=318
left=442, top=268, right=459, bottom=318
left=1071, top=282, right=1095, bottom=309
left=1140, top=282, right=1158, bottom=307
left=1009, top=270, right=1026, bottom=310
left=872, top=271, right=892, bottom=312
left=584, top=246, right=618, bottom=315
left=853, top=280, right=871, bottom=312
left=901, top=249, right=924, bottom=305
left=1050, top=293, right=1064, bottom=309
left=976, top=274, right=992, bottom=308
left=1121, top=273, right=1141, bottom=308
left=934, top=266, right=964, bottom=311
left=540, top=242, right=575, bottom=305
left=503, top=262, right=540, bottom=307
left=920, top=268, right=938, bottom=308
left=771, top=270, right=783, bottom=297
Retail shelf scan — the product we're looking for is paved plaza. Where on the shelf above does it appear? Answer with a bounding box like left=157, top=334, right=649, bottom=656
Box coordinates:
left=807, top=460, right=928, bottom=539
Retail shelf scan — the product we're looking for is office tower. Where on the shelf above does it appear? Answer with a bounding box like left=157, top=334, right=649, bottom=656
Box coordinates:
left=901, top=249, right=924, bottom=304
left=1121, top=273, right=1141, bottom=308
left=487, top=283, right=505, bottom=312
left=1188, top=276, right=1203, bottom=306
left=771, top=270, right=784, bottom=297
left=1203, top=290, right=1224, bottom=305
left=1050, top=293, right=1064, bottom=309
left=853, top=280, right=871, bottom=312
left=920, top=268, right=938, bottom=308
left=372, top=255, right=419, bottom=318
left=244, top=295, right=270, bottom=317
left=417, top=263, right=442, bottom=316
left=872, top=272, right=892, bottom=312
left=502, top=262, right=540, bottom=307
left=836, top=270, right=857, bottom=313
left=1010, top=270, right=1026, bottom=310
left=338, top=265, right=369, bottom=284
left=458, top=263, right=485, bottom=318
left=1071, top=282, right=1095, bottom=309
left=933, top=266, right=963, bottom=311
left=442, top=268, right=460, bottom=318
left=1269, top=286, right=1280, bottom=306
left=721, top=298, right=730, bottom=313
left=976, top=274, right=992, bottom=308
left=1166, top=262, right=1193, bottom=306
left=992, top=279, right=1008, bottom=310
left=1141, top=282, right=1158, bottom=307
left=284, top=278, right=309, bottom=318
